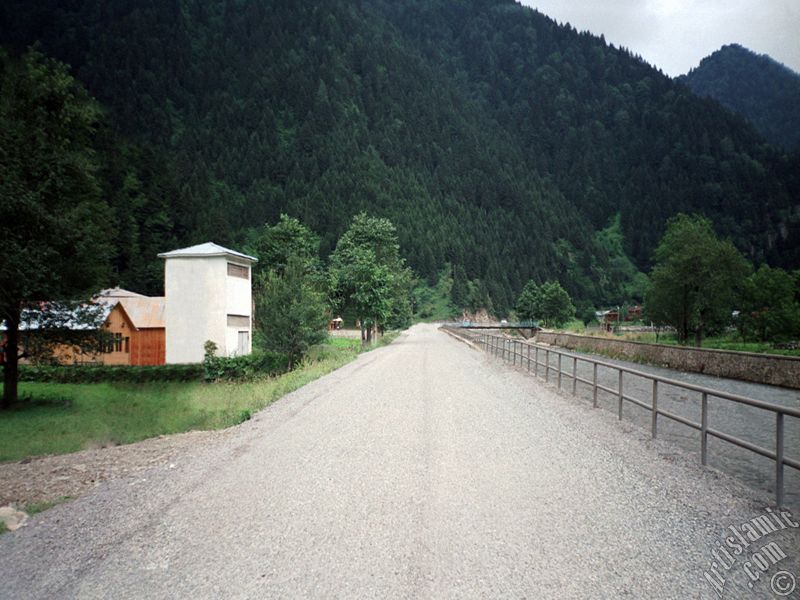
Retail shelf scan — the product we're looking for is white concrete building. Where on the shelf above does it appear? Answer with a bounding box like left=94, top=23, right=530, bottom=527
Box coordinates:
left=158, top=242, right=257, bottom=364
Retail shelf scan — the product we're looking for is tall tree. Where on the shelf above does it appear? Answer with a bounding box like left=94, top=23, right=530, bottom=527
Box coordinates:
left=738, top=265, right=800, bottom=342
left=329, top=213, right=412, bottom=341
left=515, top=280, right=575, bottom=327
left=0, top=49, right=112, bottom=408
left=249, top=214, right=321, bottom=278
left=255, top=256, right=329, bottom=369
left=645, top=214, right=750, bottom=346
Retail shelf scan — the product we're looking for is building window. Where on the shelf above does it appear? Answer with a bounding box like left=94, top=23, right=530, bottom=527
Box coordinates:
left=227, top=314, right=250, bottom=328
left=227, top=263, right=249, bottom=279
left=124, top=337, right=130, bottom=353
left=114, top=333, right=123, bottom=352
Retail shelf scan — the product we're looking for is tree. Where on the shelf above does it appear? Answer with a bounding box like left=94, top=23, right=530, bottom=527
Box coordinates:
left=515, top=281, right=541, bottom=321
left=645, top=214, right=750, bottom=346
left=255, top=256, right=329, bottom=369
left=514, top=280, right=575, bottom=327
left=328, top=213, right=412, bottom=342
left=250, top=214, right=321, bottom=278
left=0, top=50, right=112, bottom=408
left=537, top=281, right=575, bottom=328
left=738, top=265, right=800, bottom=341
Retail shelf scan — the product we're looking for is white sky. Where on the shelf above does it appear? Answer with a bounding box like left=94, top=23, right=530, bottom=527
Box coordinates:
left=518, top=0, right=800, bottom=76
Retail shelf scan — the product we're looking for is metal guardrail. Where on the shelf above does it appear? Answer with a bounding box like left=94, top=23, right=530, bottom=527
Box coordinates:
left=455, top=329, right=800, bottom=507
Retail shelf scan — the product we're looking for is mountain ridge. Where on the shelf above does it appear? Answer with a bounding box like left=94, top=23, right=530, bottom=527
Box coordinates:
left=1, top=1, right=797, bottom=312
left=679, top=43, right=800, bottom=151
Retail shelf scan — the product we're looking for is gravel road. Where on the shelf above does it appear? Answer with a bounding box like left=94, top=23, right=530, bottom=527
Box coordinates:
left=1, top=324, right=797, bottom=599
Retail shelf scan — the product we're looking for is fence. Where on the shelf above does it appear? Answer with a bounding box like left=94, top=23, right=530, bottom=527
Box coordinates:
left=450, top=328, right=800, bottom=507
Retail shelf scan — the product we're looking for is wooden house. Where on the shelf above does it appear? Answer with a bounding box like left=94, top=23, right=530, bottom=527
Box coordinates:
left=99, top=295, right=166, bottom=366
left=3, top=289, right=166, bottom=366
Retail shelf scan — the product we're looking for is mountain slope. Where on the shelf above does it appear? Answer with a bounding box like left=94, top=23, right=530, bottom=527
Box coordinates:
left=680, top=44, right=800, bottom=151
left=1, top=1, right=798, bottom=311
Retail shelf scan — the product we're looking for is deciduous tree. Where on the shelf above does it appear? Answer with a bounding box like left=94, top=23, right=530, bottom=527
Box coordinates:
left=645, top=214, right=750, bottom=346
left=328, top=213, right=412, bottom=341
left=255, top=256, right=329, bottom=369
left=738, top=265, right=800, bottom=342
left=0, top=50, right=112, bottom=408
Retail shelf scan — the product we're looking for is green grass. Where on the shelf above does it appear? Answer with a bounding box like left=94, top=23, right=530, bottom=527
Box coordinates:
left=24, top=496, right=74, bottom=515
left=0, top=522, right=7, bottom=535
left=605, top=331, right=800, bottom=357
left=561, top=319, right=586, bottom=333
left=0, top=337, right=367, bottom=463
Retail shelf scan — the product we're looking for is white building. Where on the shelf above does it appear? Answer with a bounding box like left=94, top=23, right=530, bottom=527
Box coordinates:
left=158, top=242, right=257, bottom=364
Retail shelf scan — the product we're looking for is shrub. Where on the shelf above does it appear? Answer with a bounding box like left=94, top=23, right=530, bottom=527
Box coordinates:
left=18, top=363, right=204, bottom=384
left=202, top=342, right=289, bottom=382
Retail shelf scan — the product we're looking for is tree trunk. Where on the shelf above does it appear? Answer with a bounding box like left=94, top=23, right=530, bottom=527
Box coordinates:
left=2, top=306, right=20, bottom=409
left=694, top=322, right=703, bottom=348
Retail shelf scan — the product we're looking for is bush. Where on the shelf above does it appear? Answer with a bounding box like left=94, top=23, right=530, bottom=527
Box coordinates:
left=18, top=363, right=204, bottom=384
left=202, top=344, right=289, bottom=382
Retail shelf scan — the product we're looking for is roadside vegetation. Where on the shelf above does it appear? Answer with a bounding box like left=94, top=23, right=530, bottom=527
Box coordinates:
left=586, top=330, right=800, bottom=358
left=0, top=337, right=363, bottom=462
left=513, top=214, right=800, bottom=358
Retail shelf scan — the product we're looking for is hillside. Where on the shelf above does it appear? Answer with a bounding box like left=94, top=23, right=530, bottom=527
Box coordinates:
left=680, top=44, right=800, bottom=151
left=1, top=0, right=798, bottom=312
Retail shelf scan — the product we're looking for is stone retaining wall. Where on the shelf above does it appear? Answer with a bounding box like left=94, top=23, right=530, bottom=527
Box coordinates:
left=535, top=332, right=800, bottom=389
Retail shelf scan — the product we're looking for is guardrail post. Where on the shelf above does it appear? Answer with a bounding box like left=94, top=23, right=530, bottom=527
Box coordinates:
left=651, top=380, right=658, bottom=438
left=557, top=353, right=562, bottom=390
left=534, top=347, right=539, bottom=376
left=776, top=412, right=784, bottom=507
left=572, top=356, right=577, bottom=395
left=527, top=344, right=531, bottom=371
left=592, top=363, right=598, bottom=408
left=617, top=370, right=623, bottom=420
left=701, top=392, right=708, bottom=466
left=513, top=340, right=517, bottom=366
left=545, top=349, right=550, bottom=382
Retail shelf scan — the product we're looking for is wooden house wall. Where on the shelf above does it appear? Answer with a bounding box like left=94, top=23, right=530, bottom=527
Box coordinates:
left=130, top=328, right=165, bottom=366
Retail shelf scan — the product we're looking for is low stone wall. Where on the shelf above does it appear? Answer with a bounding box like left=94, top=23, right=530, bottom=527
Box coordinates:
left=535, top=332, right=800, bottom=390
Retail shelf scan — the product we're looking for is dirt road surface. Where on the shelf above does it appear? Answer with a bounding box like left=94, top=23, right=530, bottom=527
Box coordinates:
left=0, top=324, right=793, bottom=599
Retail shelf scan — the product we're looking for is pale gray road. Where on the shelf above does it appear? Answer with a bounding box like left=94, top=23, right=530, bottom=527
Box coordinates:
left=1, top=324, right=797, bottom=599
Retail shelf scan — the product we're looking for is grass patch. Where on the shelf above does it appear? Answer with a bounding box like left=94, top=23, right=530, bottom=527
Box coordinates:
left=0, top=337, right=367, bottom=463
left=0, top=522, right=7, bottom=535
left=25, top=496, right=75, bottom=515
left=603, top=331, right=800, bottom=357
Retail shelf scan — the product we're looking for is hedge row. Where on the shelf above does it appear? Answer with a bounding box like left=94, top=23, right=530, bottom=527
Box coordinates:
left=18, top=351, right=291, bottom=384
left=203, top=351, right=289, bottom=381
left=19, top=363, right=204, bottom=384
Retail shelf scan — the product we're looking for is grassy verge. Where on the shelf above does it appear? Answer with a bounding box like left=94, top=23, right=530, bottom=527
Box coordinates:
left=564, top=329, right=800, bottom=357
left=0, top=337, right=367, bottom=463
left=24, top=496, right=75, bottom=515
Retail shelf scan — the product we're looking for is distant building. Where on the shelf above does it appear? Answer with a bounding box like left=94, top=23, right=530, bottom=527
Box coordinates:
left=158, top=242, right=257, bottom=364
left=0, top=288, right=166, bottom=366
left=1, top=242, right=257, bottom=366
left=95, top=289, right=166, bottom=366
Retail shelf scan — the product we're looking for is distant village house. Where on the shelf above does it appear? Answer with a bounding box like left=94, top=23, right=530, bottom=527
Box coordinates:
left=0, top=242, right=256, bottom=366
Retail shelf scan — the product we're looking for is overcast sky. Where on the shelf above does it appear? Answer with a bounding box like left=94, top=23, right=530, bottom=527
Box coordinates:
left=518, top=0, right=800, bottom=77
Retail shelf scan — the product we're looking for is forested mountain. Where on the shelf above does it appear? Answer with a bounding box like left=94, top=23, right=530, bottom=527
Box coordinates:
left=680, top=44, right=800, bottom=151
left=2, top=1, right=798, bottom=313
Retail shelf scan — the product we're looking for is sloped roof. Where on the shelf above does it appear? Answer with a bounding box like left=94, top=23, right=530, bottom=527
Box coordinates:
left=157, top=242, right=257, bottom=263
left=117, top=297, right=166, bottom=329
left=1, top=302, right=112, bottom=332
left=96, top=287, right=146, bottom=300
